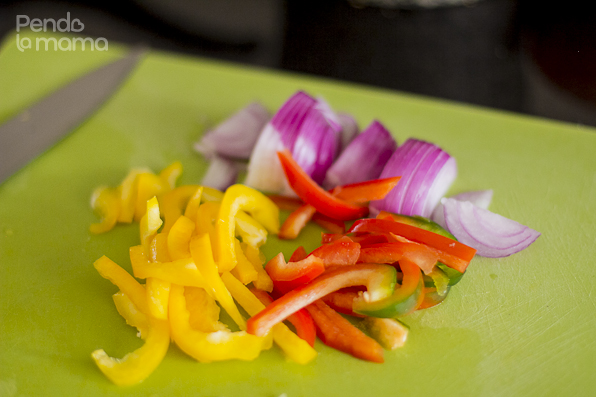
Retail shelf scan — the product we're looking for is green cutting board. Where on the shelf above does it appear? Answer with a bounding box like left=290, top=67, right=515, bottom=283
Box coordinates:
left=1, top=30, right=595, bottom=396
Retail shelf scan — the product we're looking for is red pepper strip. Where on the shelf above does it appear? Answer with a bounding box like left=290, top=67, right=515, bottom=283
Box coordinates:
left=270, top=196, right=346, bottom=236
left=277, top=150, right=369, bottom=221
left=246, top=264, right=396, bottom=337
left=266, top=252, right=326, bottom=294
left=251, top=288, right=317, bottom=348
left=331, top=177, right=401, bottom=204
left=321, top=232, right=389, bottom=246
left=309, top=236, right=361, bottom=267
left=358, top=242, right=438, bottom=275
left=348, top=218, right=476, bottom=273
left=289, top=246, right=308, bottom=262
left=306, top=300, right=384, bottom=363
left=278, top=203, right=317, bottom=240
left=321, top=287, right=365, bottom=318
left=418, top=286, right=450, bottom=310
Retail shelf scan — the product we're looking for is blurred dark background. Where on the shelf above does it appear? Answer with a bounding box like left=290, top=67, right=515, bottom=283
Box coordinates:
left=1, top=0, right=596, bottom=127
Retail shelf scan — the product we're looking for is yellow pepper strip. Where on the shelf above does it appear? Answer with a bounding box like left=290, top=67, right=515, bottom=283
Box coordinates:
left=94, top=256, right=149, bottom=314
left=146, top=277, right=171, bottom=320
left=221, top=272, right=317, bottom=364
left=92, top=315, right=170, bottom=386
left=158, top=161, right=183, bottom=190
left=241, top=242, right=273, bottom=292
left=161, top=185, right=224, bottom=234
left=195, top=201, right=220, bottom=260
left=169, top=284, right=271, bottom=363
left=189, top=234, right=246, bottom=329
left=167, top=215, right=195, bottom=260
left=134, top=173, right=170, bottom=222
left=230, top=239, right=259, bottom=285
left=183, top=186, right=203, bottom=220
left=90, top=186, right=121, bottom=234
left=149, top=233, right=170, bottom=263
left=184, top=286, right=227, bottom=333
left=235, top=211, right=268, bottom=248
left=117, top=168, right=151, bottom=223
left=92, top=256, right=170, bottom=386
left=129, top=245, right=211, bottom=292
left=140, top=197, right=163, bottom=252
left=216, top=185, right=280, bottom=272
left=112, top=291, right=150, bottom=339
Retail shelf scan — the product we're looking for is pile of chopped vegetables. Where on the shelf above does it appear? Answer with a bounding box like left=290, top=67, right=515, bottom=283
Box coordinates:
left=89, top=90, right=540, bottom=386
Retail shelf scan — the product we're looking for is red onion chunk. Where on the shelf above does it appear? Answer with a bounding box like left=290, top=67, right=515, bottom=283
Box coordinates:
left=201, top=155, right=239, bottom=191
left=443, top=198, right=540, bottom=258
left=292, top=108, right=341, bottom=185
left=337, top=113, right=359, bottom=151
left=244, top=91, right=316, bottom=193
left=270, top=91, right=317, bottom=151
left=314, top=97, right=342, bottom=132
left=323, top=120, right=396, bottom=189
left=432, top=190, right=493, bottom=229
left=194, top=102, right=270, bottom=160
left=370, top=138, right=456, bottom=218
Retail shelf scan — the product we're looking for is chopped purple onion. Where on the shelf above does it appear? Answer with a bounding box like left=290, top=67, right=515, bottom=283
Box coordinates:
left=323, top=120, right=396, bottom=189
left=201, top=155, right=239, bottom=191
left=431, top=190, right=493, bottom=229
left=194, top=102, right=270, bottom=160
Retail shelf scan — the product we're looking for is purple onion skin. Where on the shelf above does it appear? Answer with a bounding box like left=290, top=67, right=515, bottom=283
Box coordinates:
left=270, top=91, right=317, bottom=151
left=323, top=120, right=396, bottom=189
left=292, top=108, right=341, bottom=185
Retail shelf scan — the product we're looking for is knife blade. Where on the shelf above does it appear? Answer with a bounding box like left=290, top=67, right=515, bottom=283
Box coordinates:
left=0, top=47, right=146, bottom=183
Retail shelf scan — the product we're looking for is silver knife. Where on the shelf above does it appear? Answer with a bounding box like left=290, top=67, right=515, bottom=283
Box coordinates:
left=0, top=47, right=146, bottom=183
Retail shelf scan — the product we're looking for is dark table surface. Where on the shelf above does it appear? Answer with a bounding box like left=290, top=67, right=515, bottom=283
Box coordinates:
left=2, top=0, right=596, bottom=127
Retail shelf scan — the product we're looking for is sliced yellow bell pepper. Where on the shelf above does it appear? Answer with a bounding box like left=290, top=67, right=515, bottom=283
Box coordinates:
left=90, top=186, right=121, bottom=234
left=216, top=185, right=279, bottom=272
left=94, top=256, right=149, bottom=314
left=189, top=234, right=246, bottom=329
left=140, top=196, right=163, bottom=252
left=146, top=277, right=171, bottom=320
left=230, top=239, right=259, bottom=285
left=117, top=168, right=151, bottom=224
left=112, top=291, right=149, bottom=340
left=129, top=245, right=211, bottom=292
left=184, top=286, right=227, bottom=333
left=167, top=215, right=195, bottom=260
left=149, top=233, right=170, bottom=263
left=158, top=161, right=183, bottom=190
left=183, top=186, right=203, bottom=220
left=92, top=256, right=170, bottom=386
left=161, top=185, right=224, bottom=234
left=221, top=272, right=317, bottom=364
left=169, top=284, right=271, bottom=363
left=241, top=241, right=273, bottom=292
left=134, top=173, right=169, bottom=222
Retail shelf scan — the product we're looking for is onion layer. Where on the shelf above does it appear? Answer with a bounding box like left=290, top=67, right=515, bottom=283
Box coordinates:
left=200, top=155, right=239, bottom=191
left=194, top=102, right=270, bottom=160
left=370, top=139, right=456, bottom=218
left=442, top=198, right=540, bottom=258
left=431, top=190, right=493, bottom=229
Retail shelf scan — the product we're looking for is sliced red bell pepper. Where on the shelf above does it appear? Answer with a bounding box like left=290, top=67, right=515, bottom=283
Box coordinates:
left=278, top=203, right=317, bottom=240
left=265, top=252, right=325, bottom=293
left=246, top=264, right=397, bottom=337
left=321, top=287, right=365, bottom=318
left=306, top=300, right=384, bottom=363
left=358, top=241, right=438, bottom=275
left=277, top=150, right=368, bottom=221
left=331, top=176, right=400, bottom=204
left=321, top=232, right=389, bottom=246
left=353, top=258, right=424, bottom=318
left=289, top=246, right=308, bottom=262
left=270, top=195, right=346, bottom=236
left=309, top=236, right=361, bottom=267
left=348, top=218, right=476, bottom=273
left=251, top=288, right=317, bottom=348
